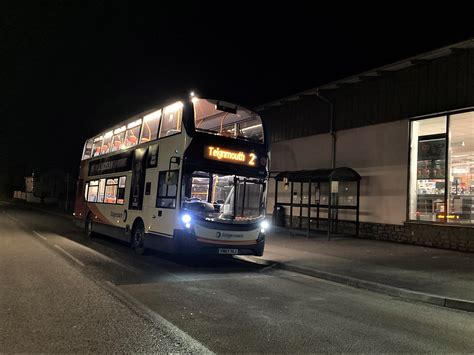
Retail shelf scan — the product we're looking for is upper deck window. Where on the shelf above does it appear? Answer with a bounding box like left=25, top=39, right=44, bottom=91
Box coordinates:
left=111, top=126, right=126, bottom=152
left=100, top=131, right=113, bottom=155
left=82, top=139, right=93, bottom=160
left=160, top=102, right=183, bottom=138
left=141, top=109, right=161, bottom=143
left=193, top=99, right=264, bottom=143
left=81, top=101, right=181, bottom=161
left=125, top=119, right=142, bottom=148
left=92, top=136, right=103, bottom=157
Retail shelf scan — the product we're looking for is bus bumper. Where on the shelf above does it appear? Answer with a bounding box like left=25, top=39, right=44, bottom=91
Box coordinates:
left=173, top=229, right=265, bottom=256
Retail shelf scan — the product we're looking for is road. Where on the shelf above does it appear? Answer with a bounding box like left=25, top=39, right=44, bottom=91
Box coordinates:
left=1, top=202, right=473, bottom=353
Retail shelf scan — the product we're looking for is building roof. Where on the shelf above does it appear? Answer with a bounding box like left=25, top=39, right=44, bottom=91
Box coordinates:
left=256, top=38, right=474, bottom=112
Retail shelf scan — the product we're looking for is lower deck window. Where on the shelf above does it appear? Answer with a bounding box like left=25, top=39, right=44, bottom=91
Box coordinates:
left=85, top=176, right=127, bottom=205
left=86, top=180, right=99, bottom=202
left=105, top=178, right=118, bottom=204
left=157, top=170, right=178, bottom=208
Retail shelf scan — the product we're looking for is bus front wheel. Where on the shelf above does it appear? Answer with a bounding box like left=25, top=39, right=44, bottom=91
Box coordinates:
left=131, top=220, right=146, bottom=255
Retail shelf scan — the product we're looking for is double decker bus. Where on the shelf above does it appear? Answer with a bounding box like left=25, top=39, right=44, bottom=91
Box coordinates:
left=73, top=95, right=269, bottom=256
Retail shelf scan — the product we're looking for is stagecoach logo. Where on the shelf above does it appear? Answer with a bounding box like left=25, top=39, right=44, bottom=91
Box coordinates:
left=216, top=231, right=244, bottom=239
left=110, top=210, right=127, bottom=222
left=205, top=146, right=257, bottom=167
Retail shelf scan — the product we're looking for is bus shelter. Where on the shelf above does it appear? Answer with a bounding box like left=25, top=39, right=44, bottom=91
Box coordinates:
left=272, top=168, right=361, bottom=239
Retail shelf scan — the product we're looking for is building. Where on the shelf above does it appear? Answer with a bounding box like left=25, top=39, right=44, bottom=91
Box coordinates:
left=14, top=170, right=76, bottom=210
left=25, top=175, right=34, bottom=193
left=259, top=38, right=474, bottom=252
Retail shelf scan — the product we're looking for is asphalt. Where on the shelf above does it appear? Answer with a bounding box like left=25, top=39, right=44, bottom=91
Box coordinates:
left=1, top=202, right=474, bottom=353
left=0, top=204, right=208, bottom=353
left=247, top=230, right=474, bottom=309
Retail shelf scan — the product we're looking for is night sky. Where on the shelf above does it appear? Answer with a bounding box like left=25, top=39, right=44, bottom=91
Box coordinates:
left=1, top=2, right=473, bottom=195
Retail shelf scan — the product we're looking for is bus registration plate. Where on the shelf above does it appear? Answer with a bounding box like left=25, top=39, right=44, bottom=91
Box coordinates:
left=218, top=248, right=239, bottom=255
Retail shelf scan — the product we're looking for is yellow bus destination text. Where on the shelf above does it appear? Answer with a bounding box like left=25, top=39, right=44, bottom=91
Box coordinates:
left=205, top=146, right=256, bottom=166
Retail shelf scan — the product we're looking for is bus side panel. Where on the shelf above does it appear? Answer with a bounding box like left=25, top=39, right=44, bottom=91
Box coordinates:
left=144, top=134, right=186, bottom=238
left=142, top=166, right=159, bottom=233
left=80, top=171, right=132, bottom=242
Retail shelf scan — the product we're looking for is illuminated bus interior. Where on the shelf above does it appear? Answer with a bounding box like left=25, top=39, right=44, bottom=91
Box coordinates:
left=193, top=98, right=264, bottom=143
left=82, top=101, right=183, bottom=160
left=182, top=171, right=266, bottom=223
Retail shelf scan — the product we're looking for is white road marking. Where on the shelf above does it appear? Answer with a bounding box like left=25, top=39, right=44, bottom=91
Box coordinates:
left=47, top=233, right=142, bottom=274
left=5, top=213, right=19, bottom=222
left=33, top=231, right=48, bottom=240
left=53, top=244, right=86, bottom=267
left=102, top=281, right=213, bottom=354
left=5, top=212, right=28, bottom=229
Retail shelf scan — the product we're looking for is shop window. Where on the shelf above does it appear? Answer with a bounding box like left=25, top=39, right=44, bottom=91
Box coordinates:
left=448, top=112, right=474, bottom=224
left=157, top=170, right=178, bottom=208
left=159, top=102, right=183, bottom=138
left=141, top=109, right=161, bottom=143
left=409, top=116, right=447, bottom=221
left=104, top=178, right=119, bottom=204
left=87, top=180, right=99, bottom=202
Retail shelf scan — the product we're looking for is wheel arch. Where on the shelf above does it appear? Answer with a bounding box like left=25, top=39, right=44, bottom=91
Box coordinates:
left=131, top=217, right=145, bottom=232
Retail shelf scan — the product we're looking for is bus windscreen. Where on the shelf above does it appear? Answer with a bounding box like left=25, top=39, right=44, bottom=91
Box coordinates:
left=193, top=99, right=264, bottom=143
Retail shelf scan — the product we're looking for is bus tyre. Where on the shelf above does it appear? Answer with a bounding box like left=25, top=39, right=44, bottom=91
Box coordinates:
left=85, top=214, right=95, bottom=238
left=254, top=243, right=264, bottom=257
left=131, top=220, right=146, bottom=255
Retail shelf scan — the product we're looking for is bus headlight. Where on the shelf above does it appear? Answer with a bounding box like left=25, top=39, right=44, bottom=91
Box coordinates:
left=181, top=214, right=192, bottom=229
left=260, top=220, right=270, bottom=233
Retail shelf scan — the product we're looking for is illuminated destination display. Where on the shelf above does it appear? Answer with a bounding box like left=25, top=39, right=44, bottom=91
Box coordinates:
left=204, top=146, right=257, bottom=166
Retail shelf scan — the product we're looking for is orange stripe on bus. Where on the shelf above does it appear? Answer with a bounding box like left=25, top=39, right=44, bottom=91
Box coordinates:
left=87, top=203, right=110, bottom=224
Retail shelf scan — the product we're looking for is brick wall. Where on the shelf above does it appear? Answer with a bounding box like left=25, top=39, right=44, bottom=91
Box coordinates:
left=273, top=214, right=474, bottom=252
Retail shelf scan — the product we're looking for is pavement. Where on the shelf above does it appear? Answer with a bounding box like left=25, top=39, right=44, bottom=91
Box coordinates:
left=244, top=229, right=474, bottom=312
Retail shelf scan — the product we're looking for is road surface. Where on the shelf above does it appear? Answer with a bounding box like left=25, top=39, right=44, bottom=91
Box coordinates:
left=1, top=202, right=473, bottom=353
